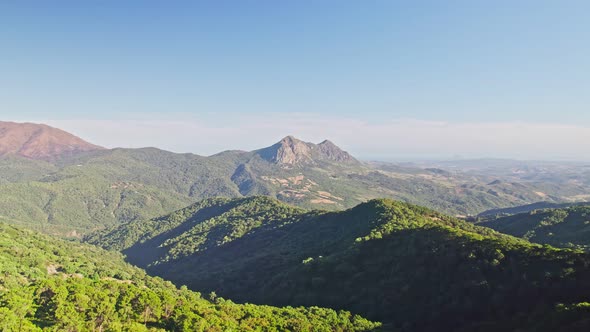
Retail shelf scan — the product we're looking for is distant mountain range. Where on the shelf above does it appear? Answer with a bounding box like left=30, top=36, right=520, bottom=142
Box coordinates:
left=0, top=121, right=589, bottom=236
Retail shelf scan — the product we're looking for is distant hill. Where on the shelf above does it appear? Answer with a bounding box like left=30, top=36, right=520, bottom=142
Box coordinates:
left=480, top=205, right=590, bottom=250
left=0, top=121, right=103, bottom=160
left=0, top=221, right=378, bottom=331
left=87, top=197, right=590, bottom=331
left=478, top=201, right=590, bottom=217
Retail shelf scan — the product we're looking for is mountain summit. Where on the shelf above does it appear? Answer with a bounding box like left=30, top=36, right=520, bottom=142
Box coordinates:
left=255, top=136, right=358, bottom=166
left=0, top=121, right=103, bottom=160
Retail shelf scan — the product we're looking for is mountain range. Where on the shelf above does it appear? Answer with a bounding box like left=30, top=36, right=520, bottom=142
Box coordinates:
left=2, top=121, right=590, bottom=330
left=1, top=121, right=589, bottom=237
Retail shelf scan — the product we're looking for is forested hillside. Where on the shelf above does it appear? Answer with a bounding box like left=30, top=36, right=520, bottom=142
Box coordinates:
left=480, top=205, right=590, bottom=250
left=0, top=222, right=379, bottom=331
left=84, top=196, right=309, bottom=258
left=3, top=136, right=588, bottom=237
left=88, top=197, right=590, bottom=331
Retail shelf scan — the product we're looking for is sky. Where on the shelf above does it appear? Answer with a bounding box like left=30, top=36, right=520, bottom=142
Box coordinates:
left=1, top=1, right=589, bottom=160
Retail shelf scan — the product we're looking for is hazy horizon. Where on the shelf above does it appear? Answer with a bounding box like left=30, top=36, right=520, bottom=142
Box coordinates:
left=2, top=1, right=589, bottom=161
left=0, top=116, right=586, bottom=163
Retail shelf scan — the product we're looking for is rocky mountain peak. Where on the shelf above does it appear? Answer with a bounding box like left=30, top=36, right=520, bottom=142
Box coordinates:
left=257, top=135, right=313, bottom=165
left=317, top=139, right=356, bottom=163
left=255, top=136, right=358, bottom=166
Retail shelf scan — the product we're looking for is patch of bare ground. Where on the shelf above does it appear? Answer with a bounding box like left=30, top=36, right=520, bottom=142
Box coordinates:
left=310, top=198, right=337, bottom=204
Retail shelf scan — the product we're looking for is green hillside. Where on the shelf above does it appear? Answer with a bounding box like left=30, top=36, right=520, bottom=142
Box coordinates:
left=0, top=155, right=58, bottom=183
left=0, top=148, right=238, bottom=235
left=480, top=205, right=590, bottom=250
left=84, top=196, right=309, bottom=263
left=88, top=197, right=590, bottom=331
left=2, top=140, right=586, bottom=237
left=0, top=221, right=379, bottom=331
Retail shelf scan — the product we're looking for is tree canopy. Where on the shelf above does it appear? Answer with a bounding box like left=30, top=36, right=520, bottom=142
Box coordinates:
left=0, top=221, right=379, bottom=331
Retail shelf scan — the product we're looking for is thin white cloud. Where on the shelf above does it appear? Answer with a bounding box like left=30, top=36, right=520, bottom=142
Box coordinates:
left=34, top=114, right=590, bottom=161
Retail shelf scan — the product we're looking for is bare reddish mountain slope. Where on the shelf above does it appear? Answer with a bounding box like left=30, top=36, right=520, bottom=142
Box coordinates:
left=0, top=121, right=103, bottom=160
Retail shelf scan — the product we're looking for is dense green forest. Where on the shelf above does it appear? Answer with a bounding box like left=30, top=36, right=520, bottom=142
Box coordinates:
left=480, top=205, right=590, bottom=250
left=0, top=221, right=380, bottom=331
left=88, top=197, right=590, bottom=331
left=84, top=196, right=311, bottom=264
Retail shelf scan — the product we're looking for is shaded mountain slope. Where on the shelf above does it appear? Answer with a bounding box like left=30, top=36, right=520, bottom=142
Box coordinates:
left=88, top=197, right=590, bottom=331
left=84, top=196, right=308, bottom=265
left=0, top=221, right=379, bottom=331
left=480, top=205, right=590, bottom=250
left=478, top=201, right=590, bottom=217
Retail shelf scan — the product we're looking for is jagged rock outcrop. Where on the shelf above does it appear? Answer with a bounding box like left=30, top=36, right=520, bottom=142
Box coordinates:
left=317, top=139, right=357, bottom=163
left=255, top=136, right=358, bottom=166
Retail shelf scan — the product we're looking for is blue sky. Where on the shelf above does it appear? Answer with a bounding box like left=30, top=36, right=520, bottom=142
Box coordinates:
left=1, top=1, right=589, bottom=159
